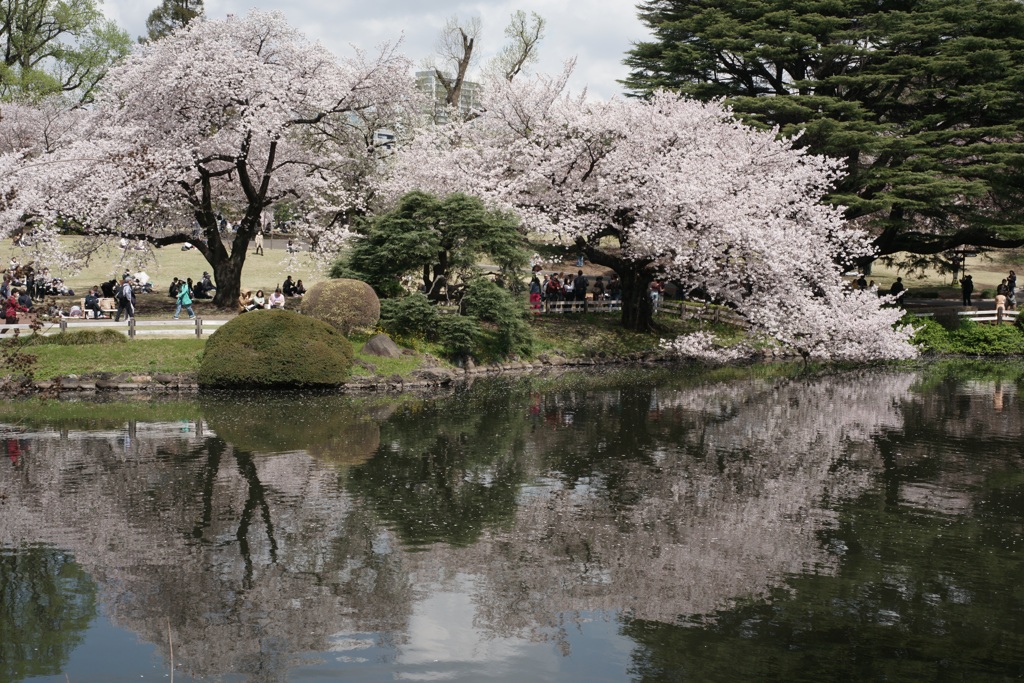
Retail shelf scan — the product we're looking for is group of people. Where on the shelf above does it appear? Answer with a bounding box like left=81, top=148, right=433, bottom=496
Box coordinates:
left=533, top=271, right=625, bottom=305
left=239, top=287, right=287, bottom=312
left=168, top=272, right=215, bottom=301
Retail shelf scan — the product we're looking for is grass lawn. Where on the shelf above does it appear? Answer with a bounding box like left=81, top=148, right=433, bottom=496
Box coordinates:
left=861, top=249, right=1024, bottom=298
left=1, top=235, right=327, bottom=298
left=20, top=338, right=207, bottom=379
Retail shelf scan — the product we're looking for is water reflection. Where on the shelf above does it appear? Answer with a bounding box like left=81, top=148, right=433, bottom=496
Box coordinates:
left=0, top=363, right=1023, bottom=681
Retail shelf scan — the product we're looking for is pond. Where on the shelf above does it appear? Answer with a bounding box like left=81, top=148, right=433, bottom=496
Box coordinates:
left=1, top=362, right=1023, bottom=682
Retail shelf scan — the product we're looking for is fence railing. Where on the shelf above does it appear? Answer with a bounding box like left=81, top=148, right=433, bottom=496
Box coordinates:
left=0, top=317, right=227, bottom=339
left=958, top=309, right=1019, bottom=324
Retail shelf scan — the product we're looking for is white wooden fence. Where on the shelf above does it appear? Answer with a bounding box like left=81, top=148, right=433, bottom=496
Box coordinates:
left=958, top=309, right=1019, bottom=324
left=0, top=317, right=227, bottom=339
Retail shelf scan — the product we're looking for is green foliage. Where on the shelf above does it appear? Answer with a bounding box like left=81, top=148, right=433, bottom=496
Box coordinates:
left=0, top=548, right=96, bottom=681
left=379, top=294, right=439, bottom=338
left=461, top=278, right=533, bottom=358
left=339, top=190, right=527, bottom=295
left=329, top=261, right=403, bottom=299
left=202, top=394, right=381, bottom=463
left=911, top=315, right=1024, bottom=355
left=436, top=315, right=482, bottom=358
left=0, top=0, right=132, bottom=102
left=300, top=278, right=381, bottom=335
left=142, top=0, right=203, bottom=42
left=198, top=310, right=353, bottom=388
left=23, top=329, right=127, bottom=346
left=624, top=0, right=1024, bottom=257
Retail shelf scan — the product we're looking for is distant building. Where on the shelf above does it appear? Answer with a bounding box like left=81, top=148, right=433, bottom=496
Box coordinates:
left=415, top=70, right=482, bottom=121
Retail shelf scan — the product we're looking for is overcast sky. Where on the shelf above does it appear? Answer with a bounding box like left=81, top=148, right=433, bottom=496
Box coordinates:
left=100, top=0, right=648, bottom=100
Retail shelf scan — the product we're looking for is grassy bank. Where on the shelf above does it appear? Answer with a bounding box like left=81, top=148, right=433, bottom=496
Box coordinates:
left=2, top=310, right=714, bottom=381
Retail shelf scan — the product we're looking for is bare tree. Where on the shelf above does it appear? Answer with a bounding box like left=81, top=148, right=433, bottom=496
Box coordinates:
left=424, top=12, right=545, bottom=121
left=429, top=15, right=481, bottom=109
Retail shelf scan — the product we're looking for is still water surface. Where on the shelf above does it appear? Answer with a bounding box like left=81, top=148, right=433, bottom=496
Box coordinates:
left=1, top=363, right=1023, bottom=682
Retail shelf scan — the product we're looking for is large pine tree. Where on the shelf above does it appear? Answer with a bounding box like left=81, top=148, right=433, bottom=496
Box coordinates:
left=624, top=0, right=1024, bottom=262
left=143, top=0, right=204, bottom=42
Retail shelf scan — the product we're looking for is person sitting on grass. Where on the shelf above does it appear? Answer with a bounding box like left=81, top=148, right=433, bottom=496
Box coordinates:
left=239, top=289, right=257, bottom=313
left=252, top=289, right=267, bottom=309
left=282, top=276, right=296, bottom=297
left=268, top=287, right=286, bottom=309
left=294, top=280, right=306, bottom=296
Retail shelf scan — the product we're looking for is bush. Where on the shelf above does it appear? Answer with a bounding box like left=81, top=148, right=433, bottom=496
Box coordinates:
left=198, top=310, right=353, bottom=388
left=380, top=294, right=439, bottom=338
left=437, top=315, right=481, bottom=358
left=911, top=315, right=1024, bottom=355
left=461, top=278, right=533, bottom=358
left=24, top=329, right=127, bottom=346
left=301, top=278, right=381, bottom=335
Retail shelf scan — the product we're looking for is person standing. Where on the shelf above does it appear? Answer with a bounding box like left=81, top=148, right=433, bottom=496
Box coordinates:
left=574, top=270, right=588, bottom=303
left=254, top=230, right=264, bottom=256
left=529, top=275, right=542, bottom=312
left=173, top=280, right=195, bottom=319
left=961, top=274, right=974, bottom=307
left=114, top=277, right=135, bottom=322
left=1008, top=270, right=1017, bottom=310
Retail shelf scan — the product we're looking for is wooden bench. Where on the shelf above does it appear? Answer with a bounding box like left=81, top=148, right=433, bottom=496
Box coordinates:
left=79, top=297, right=118, bottom=318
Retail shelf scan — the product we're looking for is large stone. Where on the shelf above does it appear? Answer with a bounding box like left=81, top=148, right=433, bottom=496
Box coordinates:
left=360, top=333, right=402, bottom=359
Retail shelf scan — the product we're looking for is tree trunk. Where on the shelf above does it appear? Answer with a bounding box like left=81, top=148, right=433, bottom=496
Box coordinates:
left=577, top=237, right=655, bottom=332
left=619, top=268, right=655, bottom=333
left=211, top=255, right=243, bottom=310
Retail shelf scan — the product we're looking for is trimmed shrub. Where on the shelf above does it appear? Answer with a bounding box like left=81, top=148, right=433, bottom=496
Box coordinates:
left=301, top=278, right=381, bottom=335
left=24, top=329, right=127, bottom=346
left=199, top=310, right=353, bottom=388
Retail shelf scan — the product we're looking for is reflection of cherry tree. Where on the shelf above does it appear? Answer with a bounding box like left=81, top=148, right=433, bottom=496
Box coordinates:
left=0, top=369, right=959, bottom=677
left=404, top=371, right=918, bottom=641
left=0, top=424, right=413, bottom=680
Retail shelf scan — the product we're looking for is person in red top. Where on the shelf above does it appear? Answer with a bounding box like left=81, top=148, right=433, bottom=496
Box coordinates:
left=4, top=288, right=28, bottom=324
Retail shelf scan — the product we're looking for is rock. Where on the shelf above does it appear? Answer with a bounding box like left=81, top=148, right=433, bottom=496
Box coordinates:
left=153, top=373, right=177, bottom=384
left=410, top=368, right=458, bottom=385
left=361, top=334, right=403, bottom=359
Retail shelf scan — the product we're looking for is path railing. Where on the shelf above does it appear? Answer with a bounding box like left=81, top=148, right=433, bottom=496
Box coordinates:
left=958, top=309, right=1019, bottom=324
left=0, top=317, right=227, bottom=339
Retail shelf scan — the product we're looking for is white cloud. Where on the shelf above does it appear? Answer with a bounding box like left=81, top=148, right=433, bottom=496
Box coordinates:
left=102, top=0, right=646, bottom=99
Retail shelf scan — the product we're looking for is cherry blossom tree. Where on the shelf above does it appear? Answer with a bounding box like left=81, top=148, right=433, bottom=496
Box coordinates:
left=0, top=10, right=419, bottom=307
left=384, top=72, right=917, bottom=360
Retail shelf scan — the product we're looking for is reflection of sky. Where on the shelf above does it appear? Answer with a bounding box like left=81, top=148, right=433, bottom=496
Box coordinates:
left=392, top=575, right=631, bottom=682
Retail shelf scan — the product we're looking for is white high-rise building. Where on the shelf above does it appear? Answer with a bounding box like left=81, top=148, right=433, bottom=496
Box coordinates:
left=415, top=70, right=482, bottom=121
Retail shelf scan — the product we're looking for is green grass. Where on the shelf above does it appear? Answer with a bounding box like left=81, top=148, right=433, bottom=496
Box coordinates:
left=2, top=235, right=327, bottom=296
left=0, top=398, right=202, bottom=428
left=20, top=338, right=206, bottom=379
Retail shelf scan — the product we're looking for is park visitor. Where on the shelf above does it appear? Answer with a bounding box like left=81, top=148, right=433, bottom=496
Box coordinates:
left=269, top=288, right=286, bottom=309
left=173, top=280, right=195, bottom=320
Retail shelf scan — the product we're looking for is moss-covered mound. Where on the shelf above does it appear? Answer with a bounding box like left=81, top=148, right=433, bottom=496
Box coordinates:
left=199, top=310, right=353, bottom=388
left=301, top=278, right=380, bottom=335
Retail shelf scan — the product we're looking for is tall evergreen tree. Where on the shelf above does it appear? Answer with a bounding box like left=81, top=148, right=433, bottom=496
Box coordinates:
left=143, top=0, right=204, bottom=42
left=624, top=0, right=1024, bottom=262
